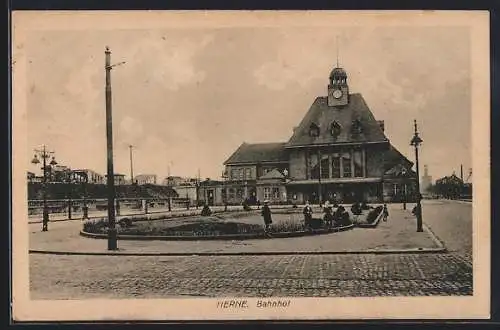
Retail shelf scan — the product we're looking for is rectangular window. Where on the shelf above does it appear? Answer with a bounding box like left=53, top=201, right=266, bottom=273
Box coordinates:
left=353, top=150, right=363, bottom=177
left=332, top=153, right=341, bottom=178
left=320, top=154, right=330, bottom=179
left=239, top=169, right=244, bottom=180
left=273, top=188, right=280, bottom=199
left=229, top=188, right=235, bottom=200
left=342, top=151, right=352, bottom=178
left=245, top=168, right=252, bottom=179
left=264, top=187, right=271, bottom=200
left=231, top=169, right=237, bottom=180
left=309, top=151, right=319, bottom=179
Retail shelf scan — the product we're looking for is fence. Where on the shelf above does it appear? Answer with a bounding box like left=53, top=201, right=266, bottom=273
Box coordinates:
left=27, top=197, right=192, bottom=219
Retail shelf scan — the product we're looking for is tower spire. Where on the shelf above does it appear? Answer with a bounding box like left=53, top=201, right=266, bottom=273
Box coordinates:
left=336, top=35, right=339, bottom=67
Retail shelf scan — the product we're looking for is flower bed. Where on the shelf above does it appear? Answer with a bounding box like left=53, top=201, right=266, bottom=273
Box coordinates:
left=81, top=213, right=355, bottom=241
left=351, top=205, right=384, bottom=228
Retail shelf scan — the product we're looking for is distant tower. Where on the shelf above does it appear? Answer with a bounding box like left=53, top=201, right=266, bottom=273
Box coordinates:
left=421, top=165, right=433, bottom=192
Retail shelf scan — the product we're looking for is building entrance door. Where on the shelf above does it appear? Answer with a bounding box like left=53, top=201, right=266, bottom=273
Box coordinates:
left=207, top=190, right=215, bottom=206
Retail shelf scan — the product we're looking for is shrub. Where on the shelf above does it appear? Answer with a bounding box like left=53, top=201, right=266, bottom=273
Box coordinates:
left=366, top=206, right=383, bottom=223
left=351, top=202, right=362, bottom=215
left=118, top=217, right=133, bottom=228
left=83, top=218, right=108, bottom=233
left=361, top=201, right=370, bottom=210
left=201, top=205, right=212, bottom=216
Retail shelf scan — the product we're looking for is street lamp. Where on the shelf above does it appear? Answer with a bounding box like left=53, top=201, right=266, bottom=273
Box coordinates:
left=401, top=168, right=407, bottom=210
left=410, top=119, right=424, bottom=232
left=31, top=145, right=57, bottom=231
left=222, top=170, right=228, bottom=212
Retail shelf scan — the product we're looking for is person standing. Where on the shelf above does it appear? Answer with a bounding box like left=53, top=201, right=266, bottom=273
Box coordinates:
left=383, top=203, right=389, bottom=222
left=261, top=200, right=273, bottom=232
left=323, top=201, right=333, bottom=228
left=303, top=201, right=313, bottom=229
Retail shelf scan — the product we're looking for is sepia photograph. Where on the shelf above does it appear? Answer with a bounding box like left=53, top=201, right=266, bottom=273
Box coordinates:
left=12, top=10, right=490, bottom=320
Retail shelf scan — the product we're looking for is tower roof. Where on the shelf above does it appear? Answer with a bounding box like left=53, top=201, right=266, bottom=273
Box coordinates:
left=330, top=67, right=347, bottom=79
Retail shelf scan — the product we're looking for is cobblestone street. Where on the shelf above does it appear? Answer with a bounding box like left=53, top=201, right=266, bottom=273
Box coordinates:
left=28, top=200, right=473, bottom=299
left=30, top=253, right=472, bottom=299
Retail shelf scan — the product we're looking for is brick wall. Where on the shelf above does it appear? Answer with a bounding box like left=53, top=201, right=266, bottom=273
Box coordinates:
left=289, top=149, right=307, bottom=180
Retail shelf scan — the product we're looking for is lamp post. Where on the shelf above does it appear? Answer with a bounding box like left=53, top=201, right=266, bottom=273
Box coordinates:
left=410, top=119, right=424, bottom=232
left=401, top=168, right=407, bottom=210
left=31, top=145, right=57, bottom=231
left=222, top=170, right=228, bottom=212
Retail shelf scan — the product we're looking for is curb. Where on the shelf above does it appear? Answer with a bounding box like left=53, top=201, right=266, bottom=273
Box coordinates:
left=79, top=223, right=356, bottom=241
left=422, top=223, right=447, bottom=251
left=29, top=246, right=447, bottom=257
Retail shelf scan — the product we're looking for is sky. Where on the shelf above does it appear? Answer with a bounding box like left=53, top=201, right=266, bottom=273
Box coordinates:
left=25, top=25, right=471, bottom=183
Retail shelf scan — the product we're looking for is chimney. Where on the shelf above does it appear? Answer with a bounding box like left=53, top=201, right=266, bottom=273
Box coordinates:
left=377, top=120, right=385, bottom=132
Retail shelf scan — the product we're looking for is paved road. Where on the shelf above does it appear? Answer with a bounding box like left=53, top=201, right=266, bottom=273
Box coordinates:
left=28, top=200, right=472, bottom=298
left=30, top=253, right=472, bottom=299
left=420, top=199, right=472, bottom=261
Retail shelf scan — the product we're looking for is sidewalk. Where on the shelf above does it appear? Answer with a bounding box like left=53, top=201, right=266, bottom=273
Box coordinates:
left=29, top=205, right=443, bottom=255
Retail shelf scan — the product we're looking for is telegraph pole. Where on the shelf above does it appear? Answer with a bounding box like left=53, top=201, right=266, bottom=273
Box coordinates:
left=105, top=46, right=117, bottom=250
left=129, top=144, right=134, bottom=184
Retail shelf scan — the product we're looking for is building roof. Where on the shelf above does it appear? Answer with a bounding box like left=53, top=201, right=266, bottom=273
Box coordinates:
left=223, top=142, right=288, bottom=165
left=286, top=94, right=389, bottom=148
left=259, top=168, right=285, bottom=180
left=384, top=145, right=414, bottom=171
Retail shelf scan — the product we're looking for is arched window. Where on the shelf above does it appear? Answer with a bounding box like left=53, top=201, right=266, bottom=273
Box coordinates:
left=309, top=123, right=320, bottom=137
left=330, top=120, right=342, bottom=137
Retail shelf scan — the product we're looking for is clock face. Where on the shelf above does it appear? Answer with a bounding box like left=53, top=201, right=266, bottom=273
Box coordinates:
left=333, top=89, right=343, bottom=99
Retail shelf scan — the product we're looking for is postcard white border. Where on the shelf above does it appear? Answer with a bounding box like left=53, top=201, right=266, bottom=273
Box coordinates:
left=12, top=10, right=490, bottom=321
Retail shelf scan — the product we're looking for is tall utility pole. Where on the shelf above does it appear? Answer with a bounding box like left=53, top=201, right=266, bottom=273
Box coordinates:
left=105, top=46, right=117, bottom=250
left=129, top=144, right=134, bottom=184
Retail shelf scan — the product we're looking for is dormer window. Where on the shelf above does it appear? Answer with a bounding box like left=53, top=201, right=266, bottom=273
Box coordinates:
left=351, top=119, right=363, bottom=135
left=309, top=123, right=320, bottom=137
left=330, top=120, right=342, bottom=137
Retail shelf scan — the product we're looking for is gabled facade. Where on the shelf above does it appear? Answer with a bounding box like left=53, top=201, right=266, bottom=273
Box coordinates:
left=222, top=65, right=417, bottom=205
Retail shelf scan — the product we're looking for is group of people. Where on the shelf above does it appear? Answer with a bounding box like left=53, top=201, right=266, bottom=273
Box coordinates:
left=261, top=200, right=390, bottom=232
left=303, top=200, right=350, bottom=229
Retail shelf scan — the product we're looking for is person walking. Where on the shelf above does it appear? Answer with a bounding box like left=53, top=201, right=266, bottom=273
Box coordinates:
left=261, top=200, right=273, bottom=232
left=303, top=201, right=313, bottom=230
left=383, top=203, right=389, bottom=222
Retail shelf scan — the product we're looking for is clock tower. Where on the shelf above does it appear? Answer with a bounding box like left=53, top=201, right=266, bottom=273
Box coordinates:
left=327, top=67, right=349, bottom=107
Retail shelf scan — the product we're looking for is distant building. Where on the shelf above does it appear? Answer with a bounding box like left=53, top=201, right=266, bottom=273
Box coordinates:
left=71, top=169, right=105, bottom=184
left=421, top=165, right=433, bottom=192
left=163, top=176, right=185, bottom=186
left=434, top=172, right=464, bottom=199
left=135, top=174, right=157, bottom=185
left=27, top=171, right=35, bottom=182
left=105, top=173, right=126, bottom=185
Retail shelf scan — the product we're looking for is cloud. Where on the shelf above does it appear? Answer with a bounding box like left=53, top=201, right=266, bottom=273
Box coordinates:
left=126, top=33, right=214, bottom=91
left=119, top=116, right=144, bottom=141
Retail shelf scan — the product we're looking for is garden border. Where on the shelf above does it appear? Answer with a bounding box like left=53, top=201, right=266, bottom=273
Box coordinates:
left=355, top=207, right=384, bottom=228
left=79, top=223, right=355, bottom=241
